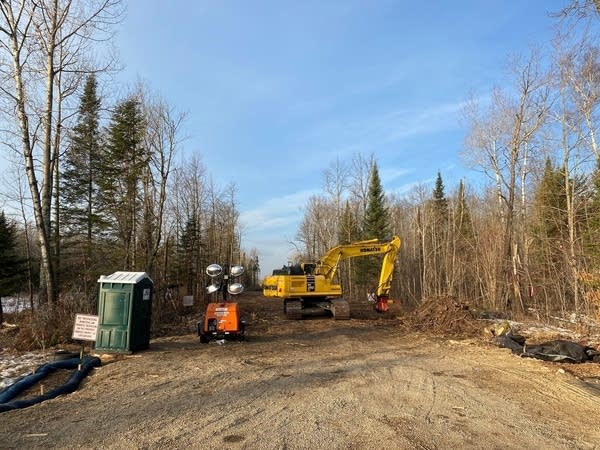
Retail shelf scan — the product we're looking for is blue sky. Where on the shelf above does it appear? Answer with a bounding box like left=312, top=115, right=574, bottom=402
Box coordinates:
left=114, top=0, right=560, bottom=275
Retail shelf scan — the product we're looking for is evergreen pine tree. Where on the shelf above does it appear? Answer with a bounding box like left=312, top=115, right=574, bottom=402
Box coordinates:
left=99, top=97, right=146, bottom=269
left=363, top=162, right=389, bottom=240
left=62, top=74, right=104, bottom=238
left=433, top=171, right=449, bottom=218
left=250, top=254, right=260, bottom=287
left=360, top=162, right=390, bottom=289
left=452, top=179, right=476, bottom=299
left=585, top=161, right=600, bottom=265
left=533, top=158, right=567, bottom=241
left=425, top=171, right=449, bottom=295
left=61, top=75, right=106, bottom=292
left=454, top=179, right=473, bottom=240
left=0, top=211, right=27, bottom=325
left=530, top=158, right=568, bottom=295
left=176, top=216, right=202, bottom=297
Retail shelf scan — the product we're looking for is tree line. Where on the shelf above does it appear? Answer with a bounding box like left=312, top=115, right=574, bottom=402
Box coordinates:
left=293, top=6, right=600, bottom=322
left=0, top=1, right=599, bottom=345
left=0, top=1, right=256, bottom=343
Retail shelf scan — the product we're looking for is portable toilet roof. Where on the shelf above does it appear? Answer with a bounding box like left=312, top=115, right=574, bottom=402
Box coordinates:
left=98, top=271, right=153, bottom=284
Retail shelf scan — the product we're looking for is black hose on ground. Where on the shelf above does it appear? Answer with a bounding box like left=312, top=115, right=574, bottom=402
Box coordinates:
left=0, top=356, right=101, bottom=412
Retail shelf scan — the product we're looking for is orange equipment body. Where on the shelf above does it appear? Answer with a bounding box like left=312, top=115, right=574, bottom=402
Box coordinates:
left=198, top=302, right=245, bottom=343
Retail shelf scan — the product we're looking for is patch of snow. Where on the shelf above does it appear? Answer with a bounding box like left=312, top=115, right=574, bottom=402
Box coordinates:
left=0, top=296, right=31, bottom=314
left=0, top=350, right=50, bottom=391
left=521, top=324, right=580, bottom=337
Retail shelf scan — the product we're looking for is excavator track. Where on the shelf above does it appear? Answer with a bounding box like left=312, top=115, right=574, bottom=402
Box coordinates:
left=330, top=298, right=350, bottom=320
left=284, top=299, right=303, bottom=320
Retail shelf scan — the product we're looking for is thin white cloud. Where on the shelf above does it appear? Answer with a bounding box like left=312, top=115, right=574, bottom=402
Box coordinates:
left=239, top=188, right=321, bottom=275
left=379, top=167, right=413, bottom=185
left=292, top=99, right=468, bottom=164
left=389, top=180, right=432, bottom=198
left=242, top=234, right=299, bottom=275
left=380, top=100, right=469, bottom=143
left=240, top=189, right=319, bottom=233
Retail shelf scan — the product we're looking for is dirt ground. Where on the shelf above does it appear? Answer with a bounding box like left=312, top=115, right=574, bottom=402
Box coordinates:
left=1, top=293, right=600, bottom=450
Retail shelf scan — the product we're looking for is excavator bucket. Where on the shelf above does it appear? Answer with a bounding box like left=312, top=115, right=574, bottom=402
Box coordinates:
left=374, top=296, right=389, bottom=313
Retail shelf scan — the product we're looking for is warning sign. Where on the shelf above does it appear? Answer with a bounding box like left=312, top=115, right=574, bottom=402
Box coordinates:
left=72, top=314, right=99, bottom=341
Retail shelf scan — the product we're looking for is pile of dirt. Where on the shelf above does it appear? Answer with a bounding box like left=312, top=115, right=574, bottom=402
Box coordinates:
left=401, top=295, right=483, bottom=337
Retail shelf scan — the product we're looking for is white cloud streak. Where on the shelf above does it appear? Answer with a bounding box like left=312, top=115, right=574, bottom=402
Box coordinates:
left=240, top=189, right=319, bottom=233
left=292, top=99, right=468, bottom=162
left=239, top=188, right=322, bottom=275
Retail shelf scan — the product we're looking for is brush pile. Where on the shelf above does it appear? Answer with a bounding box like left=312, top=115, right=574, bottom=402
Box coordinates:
left=402, top=295, right=482, bottom=337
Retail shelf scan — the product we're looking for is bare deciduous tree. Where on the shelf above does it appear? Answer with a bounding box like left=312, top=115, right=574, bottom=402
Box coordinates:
left=0, top=0, right=122, bottom=303
left=140, top=92, right=186, bottom=274
left=463, top=51, right=549, bottom=312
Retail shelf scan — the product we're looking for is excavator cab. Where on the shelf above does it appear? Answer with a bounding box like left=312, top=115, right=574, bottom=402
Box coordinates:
left=301, top=263, right=316, bottom=275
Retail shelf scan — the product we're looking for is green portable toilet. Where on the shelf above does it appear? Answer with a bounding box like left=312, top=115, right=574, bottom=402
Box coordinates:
left=95, top=271, right=153, bottom=353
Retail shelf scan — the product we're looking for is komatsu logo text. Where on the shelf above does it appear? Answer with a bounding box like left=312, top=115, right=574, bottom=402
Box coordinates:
left=360, top=247, right=381, bottom=252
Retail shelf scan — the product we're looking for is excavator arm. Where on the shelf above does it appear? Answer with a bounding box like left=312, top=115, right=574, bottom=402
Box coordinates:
left=314, top=236, right=401, bottom=312
left=373, top=236, right=401, bottom=312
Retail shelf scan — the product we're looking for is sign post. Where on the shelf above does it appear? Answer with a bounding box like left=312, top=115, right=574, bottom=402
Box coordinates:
left=72, top=314, right=99, bottom=366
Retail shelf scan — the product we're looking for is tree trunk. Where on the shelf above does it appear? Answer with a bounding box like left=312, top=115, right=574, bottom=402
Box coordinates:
left=9, top=32, right=58, bottom=305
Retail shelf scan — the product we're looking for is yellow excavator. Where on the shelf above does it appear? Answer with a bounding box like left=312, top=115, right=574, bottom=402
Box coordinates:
left=262, top=236, right=401, bottom=319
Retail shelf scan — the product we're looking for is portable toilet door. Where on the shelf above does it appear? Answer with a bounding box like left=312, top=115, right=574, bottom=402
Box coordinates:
left=95, top=271, right=153, bottom=353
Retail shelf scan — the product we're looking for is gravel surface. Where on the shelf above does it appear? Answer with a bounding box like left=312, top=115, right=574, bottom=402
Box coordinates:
left=1, top=294, right=600, bottom=449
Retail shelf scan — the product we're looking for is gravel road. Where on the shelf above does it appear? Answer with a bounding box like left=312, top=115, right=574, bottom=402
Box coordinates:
left=1, top=294, right=599, bottom=449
